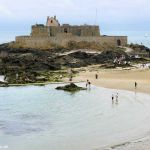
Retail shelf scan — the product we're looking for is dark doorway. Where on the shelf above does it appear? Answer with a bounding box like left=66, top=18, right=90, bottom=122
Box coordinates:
left=117, top=39, right=121, bottom=46
left=77, top=29, right=81, bottom=36
left=64, top=28, right=68, bottom=33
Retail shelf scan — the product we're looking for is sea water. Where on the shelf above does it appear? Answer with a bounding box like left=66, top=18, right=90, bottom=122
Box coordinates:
left=0, top=84, right=150, bottom=150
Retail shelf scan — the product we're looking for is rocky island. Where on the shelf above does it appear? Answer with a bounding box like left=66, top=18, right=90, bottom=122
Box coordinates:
left=56, top=83, right=87, bottom=92
left=0, top=41, right=150, bottom=86
left=0, top=16, right=150, bottom=86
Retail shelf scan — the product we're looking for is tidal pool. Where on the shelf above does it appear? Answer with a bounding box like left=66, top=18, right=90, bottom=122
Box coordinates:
left=0, top=84, right=150, bottom=150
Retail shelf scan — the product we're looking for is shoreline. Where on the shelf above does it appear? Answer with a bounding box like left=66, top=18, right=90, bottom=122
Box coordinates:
left=1, top=68, right=150, bottom=95
left=72, top=68, right=150, bottom=95
left=0, top=81, right=85, bottom=87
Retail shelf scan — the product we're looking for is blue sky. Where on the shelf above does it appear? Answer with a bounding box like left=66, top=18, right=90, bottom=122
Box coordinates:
left=0, top=0, right=150, bottom=31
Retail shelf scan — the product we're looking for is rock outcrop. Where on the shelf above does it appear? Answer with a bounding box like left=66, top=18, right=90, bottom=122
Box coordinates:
left=56, top=83, right=86, bottom=92
left=1, top=43, right=147, bottom=84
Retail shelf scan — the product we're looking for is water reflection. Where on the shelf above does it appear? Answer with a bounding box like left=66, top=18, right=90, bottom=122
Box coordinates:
left=112, top=99, right=119, bottom=108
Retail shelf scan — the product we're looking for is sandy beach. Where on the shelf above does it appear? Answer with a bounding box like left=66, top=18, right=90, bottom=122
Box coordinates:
left=71, top=67, right=150, bottom=94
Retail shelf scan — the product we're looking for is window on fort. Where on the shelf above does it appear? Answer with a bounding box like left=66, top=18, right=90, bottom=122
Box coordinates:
left=51, top=20, right=53, bottom=23
left=64, top=28, right=68, bottom=33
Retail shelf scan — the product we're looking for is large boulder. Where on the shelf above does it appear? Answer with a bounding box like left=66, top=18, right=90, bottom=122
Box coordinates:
left=93, top=50, right=129, bottom=63
left=56, top=83, right=86, bottom=92
left=0, top=81, right=8, bottom=87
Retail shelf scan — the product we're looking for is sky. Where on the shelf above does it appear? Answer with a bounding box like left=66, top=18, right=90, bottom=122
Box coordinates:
left=0, top=0, right=150, bottom=31
left=0, top=0, right=150, bottom=30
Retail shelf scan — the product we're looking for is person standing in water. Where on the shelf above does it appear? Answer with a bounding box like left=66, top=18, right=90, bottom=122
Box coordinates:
left=86, top=79, right=89, bottom=88
left=116, top=93, right=119, bottom=103
left=88, top=81, right=91, bottom=89
left=135, top=82, right=137, bottom=89
left=86, top=79, right=91, bottom=89
left=112, top=94, right=114, bottom=103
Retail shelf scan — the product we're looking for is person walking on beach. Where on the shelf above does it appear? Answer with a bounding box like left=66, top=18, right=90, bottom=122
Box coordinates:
left=95, top=74, right=98, bottom=79
left=135, top=82, right=137, bottom=89
left=69, top=76, right=73, bottom=82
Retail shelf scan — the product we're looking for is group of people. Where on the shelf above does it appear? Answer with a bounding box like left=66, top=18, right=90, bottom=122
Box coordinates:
left=140, top=63, right=150, bottom=69
left=113, top=55, right=130, bottom=66
left=68, top=68, right=138, bottom=94
left=112, top=93, right=119, bottom=104
left=111, top=82, right=137, bottom=104
left=85, top=73, right=99, bottom=89
left=86, top=79, right=91, bottom=89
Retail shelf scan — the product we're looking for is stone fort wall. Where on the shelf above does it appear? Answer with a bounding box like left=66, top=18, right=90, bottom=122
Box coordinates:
left=13, top=17, right=127, bottom=49
left=15, top=35, right=127, bottom=49
left=31, top=25, right=100, bottom=37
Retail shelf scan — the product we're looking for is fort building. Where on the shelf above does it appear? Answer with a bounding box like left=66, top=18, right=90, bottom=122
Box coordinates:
left=14, top=16, right=127, bottom=49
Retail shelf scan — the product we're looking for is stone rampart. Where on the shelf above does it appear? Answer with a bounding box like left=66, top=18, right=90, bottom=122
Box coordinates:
left=15, top=35, right=127, bottom=49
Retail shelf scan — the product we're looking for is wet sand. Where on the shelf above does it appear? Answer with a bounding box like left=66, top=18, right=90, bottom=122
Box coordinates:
left=72, top=68, right=150, bottom=94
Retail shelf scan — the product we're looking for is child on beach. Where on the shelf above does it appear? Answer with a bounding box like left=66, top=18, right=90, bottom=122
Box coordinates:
left=86, top=79, right=91, bottom=89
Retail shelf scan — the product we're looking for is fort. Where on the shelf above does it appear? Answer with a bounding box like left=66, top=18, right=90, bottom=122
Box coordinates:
left=14, top=16, right=128, bottom=49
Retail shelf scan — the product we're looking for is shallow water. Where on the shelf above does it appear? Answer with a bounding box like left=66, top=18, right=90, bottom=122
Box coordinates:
left=0, top=84, right=150, bottom=150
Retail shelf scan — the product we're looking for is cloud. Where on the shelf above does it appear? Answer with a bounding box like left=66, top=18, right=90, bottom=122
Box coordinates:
left=0, top=4, right=13, bottom=17
left=0, top=0, right=150, bottom=30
